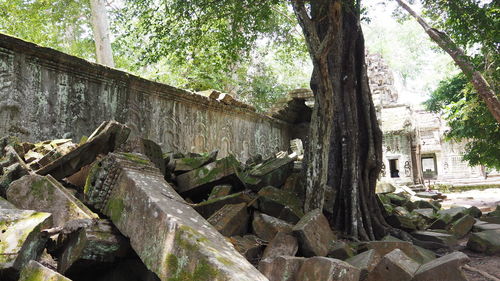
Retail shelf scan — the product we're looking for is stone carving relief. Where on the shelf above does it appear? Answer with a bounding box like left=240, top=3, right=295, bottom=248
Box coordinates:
left=404, top=161, right=411, bottom=177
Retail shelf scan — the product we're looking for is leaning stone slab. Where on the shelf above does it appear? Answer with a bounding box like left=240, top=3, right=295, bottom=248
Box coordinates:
left=194, top=191, right=256, bottom=219
left=84, top=152, right=267, bottom=281
left=412, top=251, right=469, bottom=281
left=244, top=154, right=296, bottom=190
left=363, top=241, right=434, bottom=264
left=19, top=260, right=72, bottom=281
left=228, top=235, right=265, bottom=263
left=467, top=229, right=500, bottom=255
left=173, top=150, right=218, bottom=174
left=175, top=154, right=243, bottom=196
left=346, top=249, right=381, bottom=281
left=207, top=203, right=249, bottom=237
left=296, top=256, right=360, bottom=281
left=262, top=232, right=298, bottom=260
left=0, top=209, right=52, bottom=276
left=472, top=223, right=500, bottom=232
left=328, top=241, right=355, bottom=260
left=411, top=231, right=457, bottom=249
left=208, top=184, right=232, bottom=200
left=292, top=209, right=336, bottom=257
left=365, top=249, right=419, bottom=281
left=450, top=214, right=475, bottom=238
left=253, top=212, right=294, bottom=242
left=54, top=219, right=130, bottom=274
left=36, top=121, right=131, bottom=180
left=7, top=174, right=98, bottom=226
left=258, top=186, right=304, bottom=224
left=258, top=256, right=305, bottom=281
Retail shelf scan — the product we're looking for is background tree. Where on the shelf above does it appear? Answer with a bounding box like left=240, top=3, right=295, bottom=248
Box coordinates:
left=90, top=0, right=115, bottom=67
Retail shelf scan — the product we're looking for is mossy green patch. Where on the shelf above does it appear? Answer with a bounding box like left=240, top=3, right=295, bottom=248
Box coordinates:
left=121, top=153, right=150, bottom=165
left=217, top=256, right=234, bottom=266
left=83, top=161, right=101, bottom=195
left=105, top=198, right=125, bottom=222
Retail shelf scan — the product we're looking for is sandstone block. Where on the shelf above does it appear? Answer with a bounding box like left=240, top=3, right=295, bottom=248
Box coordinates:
left=259, top=256, right=305, bottom=281
left=362, top=241, right=434, bottom=264
left=411, top=231, right=457, bottom=249
left=467, top=229, right=500, bottom=255
left=262, top=232, right=298, bottom=260
left=412, top=251, right=469, bottom=281
left=328, top=241, right=355, bottom=260
left=450, top=214, right=475, bottom=238
left=258, top=186, right=304, bottom=224
left=472, top=223, right=500, bottom=232
left=173, top=150, right=218, bottom=174
left=0, top=196, right=16, bottom=209
left=194, top=191, right=255, bottom=218
left=207, top=203, right=249, bottom=237
left=253, top=212, right=293, bottom=241
left=19, top=260, right=72, bottom=281
left=346, top=249, right=381, bottom=281
left=296, top=256, right=360, bottom=281
left=7, top=174, right=98, bottom=226
left=229, top=235, right=264, bottom=263
left=292, top=209, right=335, bottom=257
left=365, top=249, right=419, bottom=281
left=208, top=184, right=232, bottom=200
left=244, top=154, right=296, bottom=189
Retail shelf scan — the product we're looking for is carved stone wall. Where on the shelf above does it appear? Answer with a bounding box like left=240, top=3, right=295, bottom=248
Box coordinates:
left=0, top=34, right=291, bottom=161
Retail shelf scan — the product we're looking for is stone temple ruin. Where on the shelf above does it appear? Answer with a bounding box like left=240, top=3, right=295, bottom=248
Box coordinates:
left=1, top=34, right=500, bottom=281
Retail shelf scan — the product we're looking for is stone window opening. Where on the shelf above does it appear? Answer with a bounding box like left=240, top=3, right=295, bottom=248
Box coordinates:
left=389, top=159, right=400, bottom=178
left=422, top=154, right=438, bottom=179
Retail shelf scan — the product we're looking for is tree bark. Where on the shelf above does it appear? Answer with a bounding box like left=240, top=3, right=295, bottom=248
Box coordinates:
left=292, top=0, right=388, bottom=240
left=90, top=0, right=115, bottom=67
left=396, top=0, right=500, bottom=124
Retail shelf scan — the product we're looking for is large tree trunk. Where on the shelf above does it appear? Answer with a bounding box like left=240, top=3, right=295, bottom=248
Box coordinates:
left=292, top=0, right=388, bottom=240
left=90, top=0, right=115, bottom=67
left=396, top=0, right=500, bottom=124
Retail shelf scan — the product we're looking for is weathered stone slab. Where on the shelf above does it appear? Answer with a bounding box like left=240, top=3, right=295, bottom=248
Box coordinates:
left=412, top=251, right=469, bottom=281
left=346, top=249, right=381, bottom=281
left=194, top=191, right=256, bottom=219
left=467, top=229, right=500, bottom=255
left=438, top=207, right=467, bottom=223
left=362, top=241, right=434, bottom=264
left=258, top=256, right=305, bottom=281
left=229, top=235, right=265, bottom=264
left=208, top=184, right=232, bottom=200
left=19, top=260, right=72, bottom=281
left=411, top=231, right=457, bottom=249
left=281, top=173, right=304, bottom=198
left=0, top=146, right=30, bottom=196
left=0, top=209, right=52, bottom=275
left=36, top=121, right=131, bottom=180
left=450, top=214, right=475, bottom=238
left=175, top=155, right=243, bottom=196
left=262, top=232, right=298, bottom=260
left=257, top=186, right=304, bottom=224
left=84, top=152, right=267, bottom=281
left=466, top=206, right=482, bottom=218
left=173, top=150, right=218, bottom=174
left=7, top=174, right=98, bottom=226
left=386, top=214, right=417, bottom=231
left=472, top=223, right=500, bottom=232
left=244, top=154, right=296, bottom=189
left=376, top=181, right=396, bottom=194
left=328, top=241, right=354, bottom=260
left=252, top=212, right=294, bottom=241
left=292, top=209, right=335, bottom=257
left=54, top=219, right=130, bottom=274
left=296, top=256, right=360, bottom=281
left=207, top=203, right=249, bottom=237
left=412, top=208, right=435, bottom=220
left=365, top=249, right=419, bottom=281
left=0, top=196, right=16, bottom=209
left=125, top=137, right=166, bottom=175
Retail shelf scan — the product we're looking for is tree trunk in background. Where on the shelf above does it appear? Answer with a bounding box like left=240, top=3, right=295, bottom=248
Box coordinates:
left=292, top=0, right=388, bottom=240
left=396, top=0, right=500, bottom=124
left=90, top=0, right=115, bottom=67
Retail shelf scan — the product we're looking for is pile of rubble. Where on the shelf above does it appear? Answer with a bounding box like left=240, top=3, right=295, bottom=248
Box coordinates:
left=1, top=121, right=499, bottom=281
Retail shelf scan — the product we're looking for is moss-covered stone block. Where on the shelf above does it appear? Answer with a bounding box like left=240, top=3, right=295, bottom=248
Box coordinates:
left=257, top=186, right=304, bottom=224
left=18, top=260, right=72, bottom=281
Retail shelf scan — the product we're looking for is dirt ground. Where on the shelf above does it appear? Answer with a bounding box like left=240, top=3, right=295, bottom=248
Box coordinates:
left=440, top=188, right=500, bottom=280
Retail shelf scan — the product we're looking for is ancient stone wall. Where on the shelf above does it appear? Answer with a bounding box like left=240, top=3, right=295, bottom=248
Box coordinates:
left=0, top=34, right=291, bottom=161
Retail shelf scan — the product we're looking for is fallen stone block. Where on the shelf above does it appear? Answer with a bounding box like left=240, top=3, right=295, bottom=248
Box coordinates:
left=296, top=256, right=360, bottom=281
left=386, top=193, right=408, bottom=206
left=228, top=235, right=265, bottom=264
left=450, top=214, right=475, bottom=238
left=438, top=207, right=467, bottom=223
left=262, top=232, right=298, bottom=260
left=376, top=181, right=396, bottom=194
left=243, top=154, right=296, bottom=190
left=54, top=219, right=130, bottom=274
left=7, top=174, right=98, bottom=226
left=0, top=209, right=52, bottom=277
left=173, top=150, right=218, bottom=174
left=207, top=203, right=249, bottom=237
left=24, top=139, right=78, bottom=170
left=84, top=152, right=267, bottom=280
left=281, top=173, right=304, bottom=199
left=328, top=241, right=355, bottom=260
left=480, top=216, right=500, bottom=224
left=258, top=256, right=305, bottom=281
left=465, top=206, right=482, bottom=218
left=472, top=223, right=500, bottom=232
left=412, top=208, right=435, bottom=220
left=414, top=200, right=440, bottom=211
left=207, top=184, right=232, bottom=200
left=0, top=196, right=16, bottom=209
left=36, top=121, right=131, bottom=180
left=346, top=249, right=381, bottom=281
left=124, top=137, right=166, bottom=175
left=18, top=260, right=72, bottom=281
left=194, top=191, right=256, bottom=219
left=252, top=212, right=294, bottom=241
left=386, top=214, right=417, bottom=231
left=467, top=229, right=500, bottom=255
left=258, top=186, right=304, bottom=224
left=0, top=147, right=30, bottom=196
left=365, top=249, right=419, bottom=281
left=175, top=154, right=243, bottom=197
left=412, top=251, right=469, bottom=281
left=411, top=231, right=457, bottom=249
left=292, top=209, right=336, bottom=257
left=362, top=240, right=434, bottom=264
left=415, top=191, right=443, bottom=200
